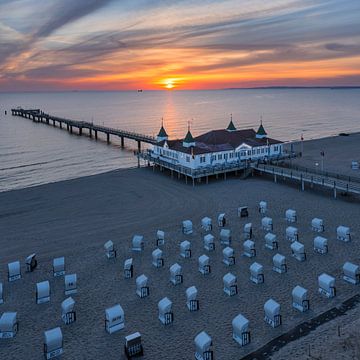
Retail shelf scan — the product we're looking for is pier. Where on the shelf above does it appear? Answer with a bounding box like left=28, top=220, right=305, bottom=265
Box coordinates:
left=11, top=108, right=156, bottom=152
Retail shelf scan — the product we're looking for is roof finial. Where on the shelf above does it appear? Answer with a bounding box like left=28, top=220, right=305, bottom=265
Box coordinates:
left=161, top=117, right=164, bottom=127
left=260, top=115, right=263, bottom=125
left=230, top=113, right=232, bottom=121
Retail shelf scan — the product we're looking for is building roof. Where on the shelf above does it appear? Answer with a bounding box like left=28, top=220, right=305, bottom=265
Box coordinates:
left=257, top=123, right=267, bottom=136
left=157, top=125, right=168, bottom=138
left=158, top=128, right=282, bottom=155
left=226, top=120, right=236, bottom=131
left=183, top=129, right=195, bottom=143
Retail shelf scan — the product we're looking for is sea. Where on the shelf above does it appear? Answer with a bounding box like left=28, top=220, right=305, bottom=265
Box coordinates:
left=1, top=89, right=359, bottom=192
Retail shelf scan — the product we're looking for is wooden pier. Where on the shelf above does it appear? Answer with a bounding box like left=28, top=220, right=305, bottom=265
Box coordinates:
left=253, top=163, right=360, bottom=198
left=11, top=108, right=156, bottom=151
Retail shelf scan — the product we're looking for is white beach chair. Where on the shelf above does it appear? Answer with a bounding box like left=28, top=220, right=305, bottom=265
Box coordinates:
left=285, top=209, right=297, bottom=223
left=343, top=262, right=360, bottom=284
left=136, top=274, right=149, bottom=298
left=237, top=206, right=249, bottom=218
left=264, top=299, right=281, bottom=328
left=0, top=283, right=3, bottom=304
left=124, top=332, right=143, bottom=358
left=156, top=230, right=165, bottom=246
left=53, top=257, right=65, bottom=277
left=44, top=327, right=63, bottom=359
left=261, top=217, right=273, bottom=231
left=105, top=304, right=125, bottom=334
left=222, top=247, right=235, bottom=266
left=170, top=263, right=183, bottom=285
left=36, top=281, right=50, bottom=304
left=220, top=228, right=231, bottom=246
left=104, top=240, right=116, bottom=259
left=243, top=223, right=253, bottom=240
left=186, top=286, right=199, bottom=311
left=152, top=248, right=164, bottom=268
left=243, top=240, right=256, bottom=258
left=292, top=285, right=309, bottom=312
left=124, top=258, right=133, bottom=279
left=180, top=240, right=191, bottom=258
left=265, top=233, right=278, bottom=250
left=232, top=314, right=250, bottom=347
left=0, top=312, right=18, bottom=338
left=64, top=274, right=77, bottom=295
left=218, top=213, right=226, bottom=227
left=291, top=241, right=306, bottom=261
left=286, top=226, right=298, bottom=242
left=250, top=262, right=264, bottom=284
left=194, top=331, right=213, bottom=360
left=259, top=201, right=267, bottom=214
left=25, top=253, right=37, bottom=272
left=272, top=254, right=287, bottom=273
left=132, top=235, right=144, bottom=252
left=204, top=234, right=215, bottom=251
left=158, top=297, right=173, bottom=325
left=314, top=236, right=328, bottom=254
left=318, top=273, right=336, bottom=298
left=61, top=297, right=76, bottom=324
left=182, top=220, right=193, bottom=235
left=7, top=261, right=21, bottom=282
left=223, top=272, right=237, bottom=296
left=337, top=226, right=351, bottom=242
left=201, top=217, right=212, bottom=232
left=198, top=255, right=211, bottom=275
left=311, top=218, right=324, bottom=232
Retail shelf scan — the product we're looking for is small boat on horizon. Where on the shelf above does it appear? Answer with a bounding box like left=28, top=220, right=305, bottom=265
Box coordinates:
left=137, top=89, right=143, bottom=92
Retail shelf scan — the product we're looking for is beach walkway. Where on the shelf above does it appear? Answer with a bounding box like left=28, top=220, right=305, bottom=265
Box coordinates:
left=11, top=108, right=156, bottom=151
left=253, top=163, right=360, bottom=198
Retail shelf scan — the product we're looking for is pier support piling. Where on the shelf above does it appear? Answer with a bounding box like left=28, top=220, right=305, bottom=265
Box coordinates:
left=95, top=130, right=98, bottom=140
left=79, top=127, right=82, bottom=136
left=107, top=133, right=110, bottom=143
left=89, top=128, right=92, bottom=138
left=137, top=141, right=141, bottom=152
left=121, top=136, right=124, bottom=148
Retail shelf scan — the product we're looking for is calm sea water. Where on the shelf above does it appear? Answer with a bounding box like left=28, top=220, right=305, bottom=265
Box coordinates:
left=1, top=89, right=359, bottom=192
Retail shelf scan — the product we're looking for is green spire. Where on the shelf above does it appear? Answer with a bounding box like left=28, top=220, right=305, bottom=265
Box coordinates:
left=226, top=114, right=236, bottom=131
left=256, top=117, right=267, bottom=138
left=157, top=118, right=168, bottom=141
left=184, top=129, right=194, bottom=143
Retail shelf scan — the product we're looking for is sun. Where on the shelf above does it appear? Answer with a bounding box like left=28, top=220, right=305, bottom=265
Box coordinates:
left=164, top=79, right=175, bottom=89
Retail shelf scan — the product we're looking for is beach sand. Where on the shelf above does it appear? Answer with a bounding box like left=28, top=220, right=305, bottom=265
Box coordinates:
left=1, top=136, right=360, bottom=360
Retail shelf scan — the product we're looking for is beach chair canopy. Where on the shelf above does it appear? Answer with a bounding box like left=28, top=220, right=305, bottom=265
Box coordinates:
left=286, top=226, right=298, bottom=236
left=152, top=248, right=163, bottom=259
left=318, top=273, right=335, bottom=290
left=0, top=312, right=17, bottom=332
left=125, top=332, right=141, bottom=347
left=180, top=240, right=191, bottom=250
left=223, top=247, right=234, bottom=257
left=124, top=258, right=133, bottom=269
left=250, top=262, right=263, bottom=275
left=314, top=236, right=327, bottom=248
left=273, top=253, right=286, bottom=266
left=158, top=297, right=172, bottom=313
left=265, top=233, right=276, bottom=242
left=244, top=223, right=252, bottom=232
left=65, top=274, right=77, bottom=288
left=286, top=209, right=296, bottom=218
left=204, top=234, right=215, bottom=244
left=244, top=240, right=255, bottom=250
left=220, top=229, right=231, bottom=239
left=44, top=327, right=63, bottom=351
left=201, top=217, right=212, bottom=227
left=132, top=235, right=144, bottom=247
left=264, top=299, right=280, bottom=317
left=104, top=240, right=114, bottom=251
left=337, top=226, right=350, bottom=237
left=262, top=217, right=272, bottom=226
left=136, top=274, right=148, bottom=288
left=218, top=213, right=225, bottom=221
left=292, top=286, right=308, bottom=303
left=343, top=262, right=359, bottom=277
left=223, top=272, right=236, bottom=286
left=157, top=230, right=165, bottom=239
left=36, top=281, right=50, bottom=297
left=105, top=304, right=124, bottom=322
left=186, top=286, right=198, bottom=301
left=198, top=255, right=209, bottom=266
left=312, top=218, right=323, bottom=227
left=182, top=220, right=193, bottom=229
left=170, top=263, right=182, bottom=275
left=53, top=257, right=65, bottom=270
left=8, top=261, right=20, bottom=276
left=61, top=297, right=75, bottom=313
left=195, top=331, right=212, bottom=353
left=291, top=241, right=304, bottom=253
left=232, top=314, right=249, bottom=333
left=259, top=201, right=267, bottom=209
left=26, top=253, right=36, bottom=265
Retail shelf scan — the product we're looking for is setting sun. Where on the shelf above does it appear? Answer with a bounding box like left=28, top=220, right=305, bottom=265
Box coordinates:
left=164, top=79, right=175, bottom=89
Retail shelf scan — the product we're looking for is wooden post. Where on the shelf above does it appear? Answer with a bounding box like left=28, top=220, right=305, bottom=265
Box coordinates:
left=192, top=177, right=195, bottom=187
left=334, top=182, right=337, bottom=199
left=53, top=120, right=56, bottom=127
left=107, top=133, right=110, bottom=143
left=95, top=130, right=98, bottom=140
left=206, top=176, right=208, bottom=184
left=67, top=124, right=69, bottom=131
left=121, top=137, right=124, bottom=148
left=224, top=172, right=226, bottom=180
left=89, top=128, right=92, bottom=138
left=79, top=127, right=82, bottom=136
left=185, top=176, right=188, bottom=185
left=274, top=173, right=277, bottom=183
left=70, top=126, right=73, bottom=133
left=60, top=122, right=62, bottom=129
left=137, top=141, right=141, bottom=152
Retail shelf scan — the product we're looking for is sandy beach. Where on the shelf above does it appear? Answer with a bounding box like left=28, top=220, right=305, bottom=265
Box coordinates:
left=1, top=135, right=360, bottom=360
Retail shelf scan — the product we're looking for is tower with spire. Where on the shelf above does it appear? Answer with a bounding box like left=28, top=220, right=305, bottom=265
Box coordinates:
left=226, top=114, right=237, bottom=132
left=156, top=118, right=168, bottom=142
left=256, top=116, right=267, bottom=139
left=183, top=121, right=195, bottom=148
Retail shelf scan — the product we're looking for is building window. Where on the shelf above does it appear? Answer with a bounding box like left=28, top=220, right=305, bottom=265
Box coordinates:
left=261, top=148, right=264, bottom=154
left=224, top=153, right=228, bottom=160
left=218, top=154, right=222, bottom=160
left=247, top=150, right=251, bottom=156
left=200, top=156, right=206, bottom=163
left=257, top=149, right=260, bottom=154
left=252, top=149, right=256, bottom=155
left=186, top=156, right=190, bottom=162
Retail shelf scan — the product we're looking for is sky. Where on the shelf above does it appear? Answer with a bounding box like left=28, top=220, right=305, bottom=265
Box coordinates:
left=0, top=0, right=360, bottom=91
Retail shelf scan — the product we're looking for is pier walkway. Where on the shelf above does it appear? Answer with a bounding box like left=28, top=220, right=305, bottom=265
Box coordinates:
left=11, top=108, right=156, bottom=151
left=253, top=163, right=360, bottom=197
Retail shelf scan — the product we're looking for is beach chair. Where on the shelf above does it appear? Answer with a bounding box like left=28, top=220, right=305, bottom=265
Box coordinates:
left=170, top=263, right=183, bottom=285
left=136, top=275, right=149, bottom=298
left=218, top=213, right=226, bottom=227
left=286, top=226, right=298, bottom=242
left=343, top=262, right=360, bottom=284
left=25, top=253, right=37, bottom=272
left=152, top=248, right=164, bottom=268
left=198, top=255, right=211, bottom=275
left=36, top=281, right=50, bottom=304
left=124, top=258, right=133, bottom=279
left=232, top=314, right=250, bottom=346
left=261, top=217, right=273, bottom=231
left=105, top=304, right=125, bottom=334
left=64, top=274, right=77, bottom=295
left=220, top=228, right=231, bottom=246
left=265, top=233, right=278, bottom=250
left=291, top=241, right=306, bottom=261
left=243, top=240, right=256, bottom=258
left=285, top=209, right=297, bottom=223
left=259, top=201, right=267, bottom=214
left=61, top=297, right=76, bottom=324
left=223, top=272, right=237, bottom=296
left=104, top=240, right=116, bottom=259
left=180, top=240, right=191, bottom=258
left=53, top=257, right=65, bottom=277
left=250, top=262, right=264, bottom=284
left=318, top=273, right=336, bottom=298
left=243, top=223, right=252, bottom=240
left=222, top=247, right=235, bottom=266
left=203, top=234, right=215, bottom=251
left=132, top=235, right=144, bottom=252
left=272, top=254, right=287, bottom=273
left=0, top=312, right=18, bottom=338
left=264, top=299, right=281, bottom=328
left=314, top=236, right=328, bottom=254
left=292, top=286, right=309, bottom=312
left=311, top=218, right=324, bottom=232
left=158, top=297, right=173, bottom=325
left=201, top=217, right=212, bottom=232
left=337, top=226, right=351, bottom=242
left=182, top=220, right=193, bottom=235
left=194, top=331, right=213, bottom=360
left=44, top=327, right=63, bottom=359
left=237, top=206, right=249, bottom=218
left=0, top=283, right=3, bottom=304
left=124, top=332, right=143, bottom=359
left=156, top=230, right=165, bottom=246
left=7, top=261, right=21, bottom=282
left=186, top=286, right=199, bottom=311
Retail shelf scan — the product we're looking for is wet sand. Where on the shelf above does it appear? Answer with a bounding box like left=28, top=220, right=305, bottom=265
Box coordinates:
left=1, top=136, right=360, bottom=359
